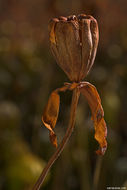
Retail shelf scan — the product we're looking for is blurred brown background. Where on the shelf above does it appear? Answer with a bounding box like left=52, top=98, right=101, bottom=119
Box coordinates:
left=0, top=0, right=127, bottom=190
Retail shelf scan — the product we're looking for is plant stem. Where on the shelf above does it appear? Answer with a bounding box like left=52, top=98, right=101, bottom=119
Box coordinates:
left=32, top=88, right=80, bottom=190
left=93, top=156, right=102, bottom=190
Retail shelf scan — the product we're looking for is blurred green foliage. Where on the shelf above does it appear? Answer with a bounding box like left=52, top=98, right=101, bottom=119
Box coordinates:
left=0, top=0, right=127, bottom=190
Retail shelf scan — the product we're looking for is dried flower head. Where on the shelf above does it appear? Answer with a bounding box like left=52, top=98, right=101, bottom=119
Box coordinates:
left=49, top=14, right=99, bottom=81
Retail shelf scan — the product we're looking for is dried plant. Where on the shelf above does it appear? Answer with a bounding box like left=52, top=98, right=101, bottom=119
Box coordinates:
left=32, top=14, right=107, bottom=190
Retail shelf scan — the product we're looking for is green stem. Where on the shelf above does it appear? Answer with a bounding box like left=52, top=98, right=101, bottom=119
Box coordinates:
left=32, top=88, right=80, bottom=190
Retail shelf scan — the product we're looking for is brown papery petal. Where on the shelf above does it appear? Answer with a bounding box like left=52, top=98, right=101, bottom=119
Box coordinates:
left=42, top=91, right=60, bottom=147
left=86, top=18, right=99, bottom=74
left=41, top=84, right=74, bottom=148
left=49, top=18, right=59, bottom=44
left=79, top=82, right=107, bottom=155
left=55, top=21, right=82, bottom=81
left=79, top=19, right=93, bottom=80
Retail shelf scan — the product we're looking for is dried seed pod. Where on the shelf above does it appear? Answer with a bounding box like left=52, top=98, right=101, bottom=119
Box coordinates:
left=49, top=14, right=99, bottom=82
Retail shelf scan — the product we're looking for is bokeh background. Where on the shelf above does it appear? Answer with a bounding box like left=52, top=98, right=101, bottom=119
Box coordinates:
left=0, top=0, right=127, bottom=190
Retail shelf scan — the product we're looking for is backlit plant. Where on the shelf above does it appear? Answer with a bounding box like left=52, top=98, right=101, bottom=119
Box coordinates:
left=33, top=14, right=107, bottom=190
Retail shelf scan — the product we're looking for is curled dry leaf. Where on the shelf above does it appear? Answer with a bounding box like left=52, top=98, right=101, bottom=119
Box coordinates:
left=79, top=82, right=107, bottom=155
left=42, top=81, right=107, bottom=155
left=41, top=83, right=78, bottom=148
left=42, top=91, right=60, bottom=147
